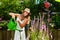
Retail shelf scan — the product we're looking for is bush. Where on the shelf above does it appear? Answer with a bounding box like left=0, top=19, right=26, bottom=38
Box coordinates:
left=0, top=0, right=24, bottom=20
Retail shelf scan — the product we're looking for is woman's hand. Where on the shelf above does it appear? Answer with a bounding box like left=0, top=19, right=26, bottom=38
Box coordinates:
left=9, top=13, right=15, bottom=19
left=9, top=13, right=14, bottom=15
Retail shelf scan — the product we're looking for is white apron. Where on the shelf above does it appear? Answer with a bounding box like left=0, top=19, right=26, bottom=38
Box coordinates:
left=14, top=17, right=26, bottom=40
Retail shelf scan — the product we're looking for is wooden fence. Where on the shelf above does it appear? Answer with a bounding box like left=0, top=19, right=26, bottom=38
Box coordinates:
left=0, top=29, right=60, bottom=40
left=0, top=30, right=14, bottom=40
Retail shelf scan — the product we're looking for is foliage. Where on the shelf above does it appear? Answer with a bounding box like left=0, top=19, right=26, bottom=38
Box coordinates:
left=51, top=13, right=60, bottom=29
left=0, top=0, right=60, bottom=28
left=0, top=0, right=24, bottom=20
left=0, top=0, right=39, bottom=20
left=0, top=21, right=7, bottom=27
left=48, top=0, right=60, bottom=12
left=55, top=14, right=60, bottom=29
left=29, top=30, right=49, bottom=40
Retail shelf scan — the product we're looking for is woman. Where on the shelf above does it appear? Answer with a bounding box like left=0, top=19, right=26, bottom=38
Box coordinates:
left=9, top=8, right=30, bottom=40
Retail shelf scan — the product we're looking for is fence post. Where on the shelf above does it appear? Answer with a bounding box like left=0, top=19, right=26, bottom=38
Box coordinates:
left=0, top=30, right=3, bottom=40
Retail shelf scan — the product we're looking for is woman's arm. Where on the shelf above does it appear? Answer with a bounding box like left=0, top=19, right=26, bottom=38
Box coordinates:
left=14, top=14, right=20, bottom=17
left=17, top=18, right=28, bottom=28
left=27, top=16, right=30, bottom=24
left=9, top=13, right=15, bottom=19
left=9, top=13, right=20, bottom=18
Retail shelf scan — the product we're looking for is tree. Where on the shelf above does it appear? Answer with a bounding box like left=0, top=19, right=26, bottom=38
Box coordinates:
left=0, top=0, right=24, bottom=20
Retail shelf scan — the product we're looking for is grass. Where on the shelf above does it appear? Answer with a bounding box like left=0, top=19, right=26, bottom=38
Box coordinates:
left=29, top=30, right=49, bottom=40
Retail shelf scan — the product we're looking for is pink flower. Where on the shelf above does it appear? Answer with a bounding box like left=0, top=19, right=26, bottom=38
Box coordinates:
left=41, top=24, right=46, bottom=31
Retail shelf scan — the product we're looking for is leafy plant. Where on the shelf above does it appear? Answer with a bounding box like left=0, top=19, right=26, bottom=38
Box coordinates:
left=0, top=21, right=7, bottom=27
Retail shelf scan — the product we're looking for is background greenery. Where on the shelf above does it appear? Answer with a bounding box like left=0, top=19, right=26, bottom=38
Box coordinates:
left=0, top=0, right=60, bottom=29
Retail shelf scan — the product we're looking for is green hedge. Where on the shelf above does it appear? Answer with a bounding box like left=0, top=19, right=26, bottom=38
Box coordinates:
left=0, top=0, right=39, bottom=20
left=0, top=0, right=25, bottom=20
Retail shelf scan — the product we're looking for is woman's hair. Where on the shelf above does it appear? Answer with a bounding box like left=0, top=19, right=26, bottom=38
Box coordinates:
left=22, top=11, right=31, bottom=18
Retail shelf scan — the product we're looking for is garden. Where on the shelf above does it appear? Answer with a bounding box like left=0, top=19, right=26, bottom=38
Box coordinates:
left=0, top=0, right=60, bottom=40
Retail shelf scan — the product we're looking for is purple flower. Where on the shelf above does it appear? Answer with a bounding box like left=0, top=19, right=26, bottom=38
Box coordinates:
left=31, top=20, right=35, bottom=26
left=40, top=24, right=46, bottom=31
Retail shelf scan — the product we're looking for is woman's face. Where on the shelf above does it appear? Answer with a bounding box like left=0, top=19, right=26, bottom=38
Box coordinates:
left=23, top=11, right=29, bottom=17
